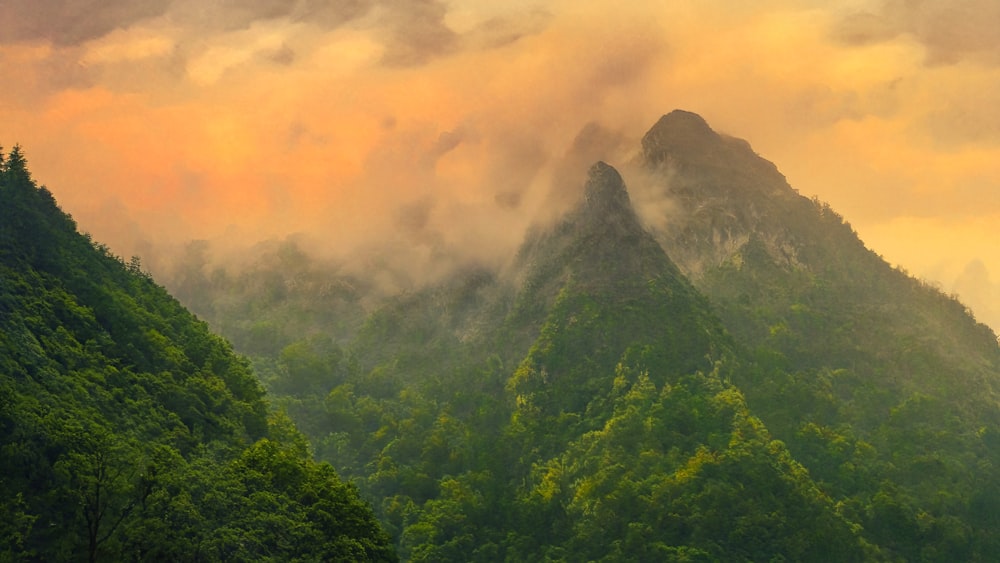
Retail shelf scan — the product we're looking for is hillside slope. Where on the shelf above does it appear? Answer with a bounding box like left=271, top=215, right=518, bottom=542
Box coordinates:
left=252, top=161, right=869, bottom=560
left=0, top=146, right=395, bottom=561
left=157, top=112, right=1000, bottom=561
left=640, top=111, right=1000, bottom=559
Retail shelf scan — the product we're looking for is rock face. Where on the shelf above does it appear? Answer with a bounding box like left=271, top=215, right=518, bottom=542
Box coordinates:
left=638, top=110, right=811, bottom=277
left=577, top=161, right=644, bottom=243
left=583, top=161, right=630, bottom=212
left=641, top=109, right=785, bottom=189
left=513, top=159, right=684, bottom=302
left=641, top=110, right=721, bottom=165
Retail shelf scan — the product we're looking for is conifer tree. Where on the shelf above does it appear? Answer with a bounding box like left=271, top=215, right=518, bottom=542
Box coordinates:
left=5, top=144, right=27, bottom=179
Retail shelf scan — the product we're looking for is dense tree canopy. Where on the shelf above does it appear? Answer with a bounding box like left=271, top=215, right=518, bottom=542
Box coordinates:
left=167, top=117, right=1000, bottom=561
left=0, top=148, right=395, bottom=561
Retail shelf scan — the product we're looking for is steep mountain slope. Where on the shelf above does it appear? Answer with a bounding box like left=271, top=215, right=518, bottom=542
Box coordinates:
left=250, top=161, right=868, bottom=560
left=0, top=147, right=395, bottom=561
left=639, top=111, right=1000, bottom=559
left=156, top=111, right=1000, bottom=561
left=640, top=110, right=999, bottom=379
left=643, top=114, right=998, bottom=338
left=490, top=162, right=865, bottom=561
left=505, top=161, right=729, bottom=442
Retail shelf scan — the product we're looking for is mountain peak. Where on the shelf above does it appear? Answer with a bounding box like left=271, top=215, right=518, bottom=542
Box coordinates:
left=637, top=111, right=797, bottom=278
left=512, top=159, right=677, bottom=302
left=583, top=161, right=630, bottom=213
left=652, top=109, right=714, bottom=134
left=640, top=109, right=786, bottom=189
left=641, top=110, right=721, bottom=164
left=575, top=160, right=645, bottom=241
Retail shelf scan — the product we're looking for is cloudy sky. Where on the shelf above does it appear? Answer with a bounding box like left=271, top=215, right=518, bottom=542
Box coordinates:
left=2, top=0, right=998, bottom=331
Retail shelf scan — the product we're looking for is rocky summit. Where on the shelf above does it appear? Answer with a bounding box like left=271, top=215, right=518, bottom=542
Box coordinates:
left=582, top=161, right=630, bottom=213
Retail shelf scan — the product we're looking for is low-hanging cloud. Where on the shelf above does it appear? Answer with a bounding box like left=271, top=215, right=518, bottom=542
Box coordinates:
left=2, top=0, right=999, bottom=332
left=0, top=0, right=169, bottom=46
left=834, top=0, right=1000, bottom=66
left=374, top=0, right=456, bottom=66
left=952, top=260, right=1000, bottom=333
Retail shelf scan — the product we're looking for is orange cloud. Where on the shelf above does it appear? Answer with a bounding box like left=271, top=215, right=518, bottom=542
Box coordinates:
left=2, top=0, right=998, bottom=330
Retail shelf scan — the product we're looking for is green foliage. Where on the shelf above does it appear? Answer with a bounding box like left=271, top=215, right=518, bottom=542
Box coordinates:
left=674, top=133, right=1000, bottom=560
left=177, top=167, right=871, bottom=560
left=0, top=150, right=395, bottom=561
left=151, top=126, right=1000, bottom=562
left=514, top=365, right=865, bottom=561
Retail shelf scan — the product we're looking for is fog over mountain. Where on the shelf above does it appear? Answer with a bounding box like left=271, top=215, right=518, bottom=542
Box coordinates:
left=137, top=109, right=1000, bottom=560
left=2, top=0, right=998, bottom=331
left=5, top=103, right=1000, bottom=559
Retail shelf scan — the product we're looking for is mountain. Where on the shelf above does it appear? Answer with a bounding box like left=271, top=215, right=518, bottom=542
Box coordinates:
left=198, top=158, right=867, bottom=560
left=504, top=161, right=729, bottom=441
left=639, top=110, right=1000, bottom=559
left=0, top=146, right=396, bottom=561
left=640, top=110, right=999, bottom=379
left=154, top=111, right=1000, bottom=561
left=638, top=109, right=814, bottom=278
left=484, top=160, right=866, bottom=560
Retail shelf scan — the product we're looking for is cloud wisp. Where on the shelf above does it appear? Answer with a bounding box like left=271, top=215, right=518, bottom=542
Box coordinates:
left=1, top=0, right=998, bottom=330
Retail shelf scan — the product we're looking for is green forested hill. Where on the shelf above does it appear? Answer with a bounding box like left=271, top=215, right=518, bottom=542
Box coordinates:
left=641, top=111, right=1000, bottom=560
left=0, top=146, right=395, bottom=561
left=274, top=161, right=866, bottom=560
left=190, top=162, right=867, bottom=560
left=156, top=113, right=1000, bottom=561
left=480, top=163, right=866, bottom=560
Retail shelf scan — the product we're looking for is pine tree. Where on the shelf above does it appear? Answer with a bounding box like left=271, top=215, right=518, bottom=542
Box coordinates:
left=4, top=144, right=30, bottom=184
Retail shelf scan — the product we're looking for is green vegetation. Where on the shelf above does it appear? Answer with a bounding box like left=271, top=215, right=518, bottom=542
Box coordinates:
left=176, top=120, right=1000, bottom=560
left=644, top=112, right=1000, bottom=561
left=14, top=109, right=1000, bottom=561
left=281, top=160, right=871, bottom=560
left=0, top=146, right=395, bottom=561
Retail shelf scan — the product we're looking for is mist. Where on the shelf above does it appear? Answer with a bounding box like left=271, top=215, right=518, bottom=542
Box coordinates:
left=2, top=0, right=999, bottom=331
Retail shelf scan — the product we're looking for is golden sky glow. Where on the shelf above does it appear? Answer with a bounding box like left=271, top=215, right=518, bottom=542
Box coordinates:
left=1, top=0, right=998, bottom=330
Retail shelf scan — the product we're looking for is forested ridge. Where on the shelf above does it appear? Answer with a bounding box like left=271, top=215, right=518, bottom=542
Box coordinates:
left=646, top=112, right=1000, bottom=560
left=169, top=112, right=1000, bottom=561
left=0, top=146, right=395, bottom=561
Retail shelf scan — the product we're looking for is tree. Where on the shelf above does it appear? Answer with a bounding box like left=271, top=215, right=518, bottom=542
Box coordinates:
left=4, top=144, right=29, bottom=182
left=52, top=423, right=144, bottom=563
left=0, top=150, right=395, bottom=561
